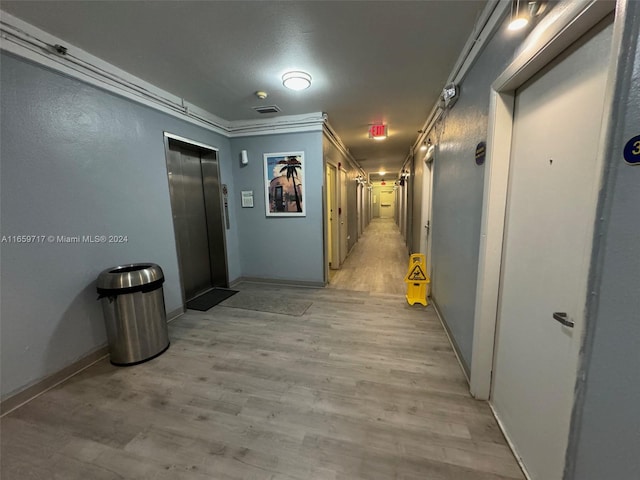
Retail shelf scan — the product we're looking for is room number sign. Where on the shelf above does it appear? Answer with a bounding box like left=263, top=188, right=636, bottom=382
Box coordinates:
left=623, top=134, right=640, bottom=165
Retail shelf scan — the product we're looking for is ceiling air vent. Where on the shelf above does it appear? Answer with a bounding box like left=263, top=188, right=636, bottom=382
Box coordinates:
left=252, top=105, right=281, bottom=114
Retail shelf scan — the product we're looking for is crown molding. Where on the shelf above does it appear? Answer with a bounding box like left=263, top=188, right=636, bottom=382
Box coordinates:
left=228, top=112, right=326, bottom=137
left=322, top=120, right=366, bottom=175
left=0, top=11, right=327, bottom=139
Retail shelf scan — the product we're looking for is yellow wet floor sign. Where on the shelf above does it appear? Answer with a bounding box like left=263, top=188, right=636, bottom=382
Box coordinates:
left=405, top=253, right=430, bottom=306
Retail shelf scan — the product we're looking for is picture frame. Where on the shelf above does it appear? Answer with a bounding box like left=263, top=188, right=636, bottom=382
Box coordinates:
left=263, top=151, right=306, bottom=217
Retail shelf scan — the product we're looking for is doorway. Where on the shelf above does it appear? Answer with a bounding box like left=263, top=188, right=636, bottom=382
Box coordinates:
left=164, top=134, right=228, bottom=302
left=379, top=188, right=394, bottom=218
left=490, top=17, right=612, bottom=480
left=326, top=162, right=339, bottom=270
left=339, top=168, right=348, bottom=264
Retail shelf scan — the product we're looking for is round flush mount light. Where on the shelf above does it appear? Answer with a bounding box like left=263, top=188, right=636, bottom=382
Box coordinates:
left=282, top=71, right=312, bottom=91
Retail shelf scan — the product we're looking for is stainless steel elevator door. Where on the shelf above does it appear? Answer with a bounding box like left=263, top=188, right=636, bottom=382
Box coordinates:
left=166, top=138, right=227, bottom=301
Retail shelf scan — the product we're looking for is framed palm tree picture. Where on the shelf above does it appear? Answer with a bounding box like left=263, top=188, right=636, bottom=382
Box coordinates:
left=263, top=151, right=306, bottom=217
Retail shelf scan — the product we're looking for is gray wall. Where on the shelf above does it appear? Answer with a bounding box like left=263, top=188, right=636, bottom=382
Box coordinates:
left=568, top=2, right=640, bottom=477
left=0, top=53, right=240, bottom=398
left=428, top=16, right=521, bottom=371
left=230, top=132, right=324, bottom=284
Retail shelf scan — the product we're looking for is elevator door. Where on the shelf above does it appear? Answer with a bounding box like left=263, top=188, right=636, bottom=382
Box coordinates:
left=166, top=138, right=227, bottom=301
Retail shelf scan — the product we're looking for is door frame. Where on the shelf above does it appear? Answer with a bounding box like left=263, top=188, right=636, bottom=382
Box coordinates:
left=324, top=160, right=340, bottom=275
left=163, top=132, right=228, bottom=306
left=339, top=167, right=348, bottom=264
left=470, top=1, right=620, bottom=400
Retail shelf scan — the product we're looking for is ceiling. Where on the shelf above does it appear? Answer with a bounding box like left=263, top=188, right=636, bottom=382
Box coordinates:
left=1, top=1, right=487, bottom=179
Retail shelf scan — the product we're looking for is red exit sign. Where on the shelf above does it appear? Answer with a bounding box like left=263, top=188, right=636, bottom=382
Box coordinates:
left=369, top=124, right=387, bottom=139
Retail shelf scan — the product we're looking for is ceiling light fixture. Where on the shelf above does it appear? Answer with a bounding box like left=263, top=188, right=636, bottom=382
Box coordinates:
left=282, top=71, right=312, bottom=91
left=508, top=0, right=529, bottom=31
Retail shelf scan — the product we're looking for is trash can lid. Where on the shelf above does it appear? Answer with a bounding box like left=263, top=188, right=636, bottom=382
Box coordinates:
left=97, top=263, right=164, bottom=290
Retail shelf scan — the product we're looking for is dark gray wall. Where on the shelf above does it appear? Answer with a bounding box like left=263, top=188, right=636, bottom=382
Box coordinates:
left=568, top=2, right=640, bottom=477
left=230, top=132, right=324, bottom=284
left=0, top=53, right=240, bottom=398
left=429, top=16, right=521, bottom=371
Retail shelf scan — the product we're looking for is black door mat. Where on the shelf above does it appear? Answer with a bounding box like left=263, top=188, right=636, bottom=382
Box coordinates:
left=186, top=288, right=238, bottom=311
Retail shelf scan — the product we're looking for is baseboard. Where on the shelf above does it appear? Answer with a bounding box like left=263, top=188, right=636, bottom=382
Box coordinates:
left=230, top=276, right=324, bottom=289
left=0, top=345, right=109, bottom=417
left=431, top=298, right=471, bottom=384
left=166, top=306, right=185, bottom=323
left=489, top=403, right=532, bottom=480
left=2, top=308, right=185, bottom=416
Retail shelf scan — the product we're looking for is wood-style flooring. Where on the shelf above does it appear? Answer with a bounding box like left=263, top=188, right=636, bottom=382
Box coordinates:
left=328, top=218, right=408, bottom=295
left=1, top=218, right=523, bottom=479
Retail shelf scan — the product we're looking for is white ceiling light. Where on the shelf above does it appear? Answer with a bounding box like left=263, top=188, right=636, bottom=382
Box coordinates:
left=282, top=71, right=312, bottom=91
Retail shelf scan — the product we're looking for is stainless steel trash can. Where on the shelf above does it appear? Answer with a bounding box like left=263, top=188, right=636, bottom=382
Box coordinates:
left=97, top=263, right=170, bottom=366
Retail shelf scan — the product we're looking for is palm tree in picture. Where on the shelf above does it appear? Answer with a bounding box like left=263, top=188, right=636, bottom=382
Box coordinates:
left=278, top=156, right=302, bottom=212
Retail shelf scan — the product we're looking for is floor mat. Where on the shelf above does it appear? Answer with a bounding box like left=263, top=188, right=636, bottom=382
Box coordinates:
left=219, top=291, right=312, bottom=316
left=186, top=288, right=238, bottom=311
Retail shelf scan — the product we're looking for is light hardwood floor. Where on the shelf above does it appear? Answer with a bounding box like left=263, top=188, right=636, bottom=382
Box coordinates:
left=1, top=218, right=523, bottom=479
left=328, top=218, right=408, bottom=295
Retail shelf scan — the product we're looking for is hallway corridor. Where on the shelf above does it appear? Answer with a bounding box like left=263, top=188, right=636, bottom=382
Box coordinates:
left=1, top=219, right=523, bottom=479
left=328, top=218, right=408, bottom=295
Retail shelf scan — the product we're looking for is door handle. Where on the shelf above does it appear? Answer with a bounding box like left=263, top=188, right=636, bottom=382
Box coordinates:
left=553, top=312, right=574, bottom=328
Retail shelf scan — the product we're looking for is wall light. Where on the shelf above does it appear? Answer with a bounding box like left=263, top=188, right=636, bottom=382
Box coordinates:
left=508, top=0, right=529, bottom=30
left=282, top=71, right=312, bottom=91
left=507, top=0, right=547, bottom=31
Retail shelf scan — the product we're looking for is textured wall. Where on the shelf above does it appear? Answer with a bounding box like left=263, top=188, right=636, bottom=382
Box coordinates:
left=0, top=53, right=239, bottom=398
left=230, top=132, right=324, bottom=284
left=568, top=2, right=640, bottom=477
left=429, top=18, right=521, bottom=371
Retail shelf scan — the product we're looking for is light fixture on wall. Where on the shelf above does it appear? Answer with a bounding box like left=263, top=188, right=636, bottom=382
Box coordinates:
left=241, top=150, right=249, bottom=165
left=425, top=140, right=435, bottom=164
left=419, top=138, right=432, bottom=151
left=282, top=71, right=312, bottom=90
left=508, top=1, right=544, bottom=31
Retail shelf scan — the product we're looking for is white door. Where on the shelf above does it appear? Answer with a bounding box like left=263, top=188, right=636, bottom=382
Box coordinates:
left=379, top=189, right=394, bottom=218
left=491, top=19, right=612, bottom=480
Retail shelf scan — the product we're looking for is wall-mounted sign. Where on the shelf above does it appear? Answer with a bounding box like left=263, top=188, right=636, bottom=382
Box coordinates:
left=623, top=135, right=640, bottom=165
left=369, top=124, right=387, bottom=139
left=443, top=83, right=459, bottom=109
left=475, top=141, right=486, bottom=166
left=241, top=190, right=254, bottom=208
